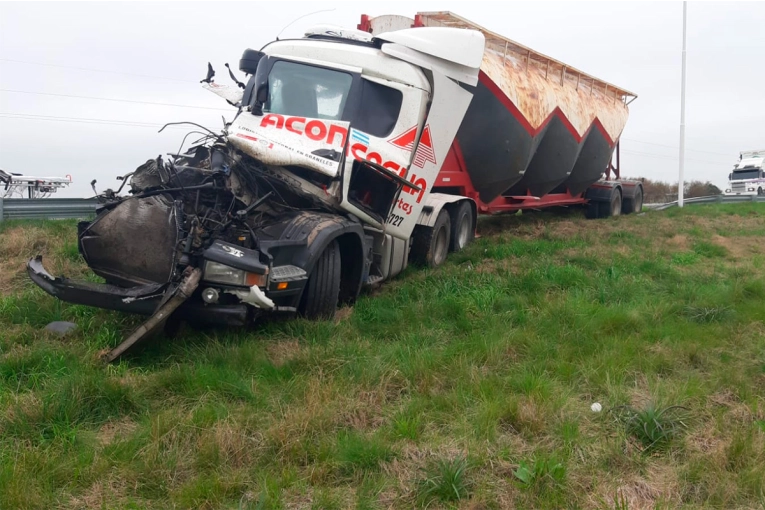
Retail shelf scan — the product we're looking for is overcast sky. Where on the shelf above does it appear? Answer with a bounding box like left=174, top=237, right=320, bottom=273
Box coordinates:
left=1, top=1, right=763, bottom=198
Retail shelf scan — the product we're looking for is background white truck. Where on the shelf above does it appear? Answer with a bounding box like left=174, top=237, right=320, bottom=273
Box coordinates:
left=28, top=12, right=641, bottom=360
left=1, top=168, right=71, bottom=199
left=725, top=149, right=765, bottom=196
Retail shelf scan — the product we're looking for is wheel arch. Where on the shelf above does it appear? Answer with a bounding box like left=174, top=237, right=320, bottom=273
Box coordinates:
left=416, top=192, right=476, bottom=232
left=263, top=212, right=368, bottom=306
left=298, top=225, right=366, bottom=306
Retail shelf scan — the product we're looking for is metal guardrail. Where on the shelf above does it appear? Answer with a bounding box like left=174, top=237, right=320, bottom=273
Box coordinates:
left=644, top=194, right=765, bottom=211
left=0, top=197, right=97, bottom=222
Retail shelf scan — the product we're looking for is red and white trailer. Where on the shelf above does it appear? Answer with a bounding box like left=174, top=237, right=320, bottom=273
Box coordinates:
left=359, top=12, right=643, bottom=219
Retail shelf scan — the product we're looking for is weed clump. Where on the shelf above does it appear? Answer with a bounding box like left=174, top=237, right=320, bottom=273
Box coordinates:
left=415, top=456, right=471, bottom=506
left=614, top=403, right=690, bottom=452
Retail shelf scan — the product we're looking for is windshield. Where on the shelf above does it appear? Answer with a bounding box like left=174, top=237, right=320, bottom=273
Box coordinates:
left=731, top=169, right=761, bottom=181
left=264, top=61, right=353, bottom=120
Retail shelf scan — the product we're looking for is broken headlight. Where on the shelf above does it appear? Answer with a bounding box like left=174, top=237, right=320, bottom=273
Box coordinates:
left=203, top=261, right=268, bottom=287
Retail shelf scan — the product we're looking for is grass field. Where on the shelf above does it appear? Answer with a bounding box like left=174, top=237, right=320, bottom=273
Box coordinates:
left=1, top=204, right=764, bottom=509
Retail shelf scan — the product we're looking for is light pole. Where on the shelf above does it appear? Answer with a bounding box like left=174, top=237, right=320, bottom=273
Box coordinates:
left=679, top=1, right=687, bottom=207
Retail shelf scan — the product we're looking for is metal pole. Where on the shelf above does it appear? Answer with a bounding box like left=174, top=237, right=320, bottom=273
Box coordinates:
left=678, top=1, right=687, bottom=207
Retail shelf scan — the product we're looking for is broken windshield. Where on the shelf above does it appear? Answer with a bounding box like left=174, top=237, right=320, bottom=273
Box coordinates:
left=264, top=61, right=353, bottom=121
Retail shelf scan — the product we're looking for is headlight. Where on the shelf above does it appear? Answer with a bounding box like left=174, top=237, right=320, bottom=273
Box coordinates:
left=748, top=188, right=755, bottom=192
left=725, top=189, right=731, bottom=193
left=203, top=261, right=268, bottom=287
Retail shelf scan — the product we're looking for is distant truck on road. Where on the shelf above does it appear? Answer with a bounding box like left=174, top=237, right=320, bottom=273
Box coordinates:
left=725, top=149, right=765, bottom=196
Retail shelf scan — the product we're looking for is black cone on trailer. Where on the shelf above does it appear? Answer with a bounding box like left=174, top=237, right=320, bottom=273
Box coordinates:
left=456, top=73, right=620, bottom=202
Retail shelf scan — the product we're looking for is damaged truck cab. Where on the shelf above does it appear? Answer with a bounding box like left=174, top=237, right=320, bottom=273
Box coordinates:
left=29, top=23, right=485, bottom=357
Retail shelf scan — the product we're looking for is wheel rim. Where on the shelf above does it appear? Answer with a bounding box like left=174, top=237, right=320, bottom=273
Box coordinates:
left=457, top=215, right=470, bottom=248
left=434, top=226, right=448, bottom=265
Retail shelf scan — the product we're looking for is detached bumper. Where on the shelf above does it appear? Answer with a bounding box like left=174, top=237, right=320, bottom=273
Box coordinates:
left=27, top=256, right=249, bottom=327
left=28, top=256, right=165, bottom=315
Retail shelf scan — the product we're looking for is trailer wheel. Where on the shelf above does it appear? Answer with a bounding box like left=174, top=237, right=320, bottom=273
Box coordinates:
left=603, top=188, right=622, bottom=217
left=410, top=209, right=451, bottom=268
left=450, top=202, right=474, bottom=252
left=585, top=200, right=601, bottom=219
left=622, top=186, right=643, bottom=214
left=299, top=240, right=341, bottom=319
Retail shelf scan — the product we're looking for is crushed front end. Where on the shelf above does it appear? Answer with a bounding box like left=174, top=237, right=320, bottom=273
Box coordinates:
left=28, top=136, right=362, bottom=359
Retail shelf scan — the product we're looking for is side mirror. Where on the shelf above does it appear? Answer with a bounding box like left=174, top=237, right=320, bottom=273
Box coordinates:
left=239, top=49, right=265, bottom=75
left=728, top=173, right=732, bottom=181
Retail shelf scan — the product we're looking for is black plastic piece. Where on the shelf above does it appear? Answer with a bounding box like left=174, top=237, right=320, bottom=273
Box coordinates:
left=239, top=49, right=265, bottom=75
left=28, top=256, right=165, bottom=315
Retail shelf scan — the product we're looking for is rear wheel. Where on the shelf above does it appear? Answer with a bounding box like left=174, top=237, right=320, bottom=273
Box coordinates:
left=450, top=202, right=474, bottom=252
left=603, top=188, right=622, bottom=217
left=585, top=200, right=601, bottom=219
left=300, top=240, right=341, bottom=319
left=410, top=209, right=451, bottom=268
left=585, top=188, right=622, bottom=219
left=622, top=186, right=643, bottom=214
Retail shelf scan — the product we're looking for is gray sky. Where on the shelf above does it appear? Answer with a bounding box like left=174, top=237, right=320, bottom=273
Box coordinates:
left=1, top=1, right=763, bottom=198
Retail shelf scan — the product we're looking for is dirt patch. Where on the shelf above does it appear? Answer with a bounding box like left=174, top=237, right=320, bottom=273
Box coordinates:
left=66, top=479, right=129, bottom=510
left=265, top=339, right=306, bottom=367
left=547, top=220, right=586, bottom=239
left=664, top=234, right=690, bottom=251
left=593, top=462, right=681, bottom=510
left=334, top=306, right=354, bottom=324
left=0, top=224, right=89, bottom=297
left=97, top=417, right=138, bottom=446
left=686, top=425, right=727, bottom=457
left=711, top=234, right=764, bottom=259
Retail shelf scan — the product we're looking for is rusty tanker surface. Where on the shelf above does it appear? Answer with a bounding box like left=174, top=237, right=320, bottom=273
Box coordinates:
left=416, top=12, right=635, bottom=202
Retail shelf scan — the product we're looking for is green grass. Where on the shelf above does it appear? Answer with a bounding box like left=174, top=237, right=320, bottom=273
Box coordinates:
left=1, top=204, right=765, bottom=508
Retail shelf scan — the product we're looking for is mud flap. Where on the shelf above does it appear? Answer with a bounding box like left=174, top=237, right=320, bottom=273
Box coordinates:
left=104, top=268, right=201, bottom=362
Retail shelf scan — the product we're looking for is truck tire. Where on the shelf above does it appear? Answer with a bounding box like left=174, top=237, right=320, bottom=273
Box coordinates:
left=585, top=200, right=601, bottom=219
left=410, top=209, right=451, bottom=268
left=299, top=240, right=341, bottom=319
left=758, top=187, right=763, bottom=196
left=450, top=202, right=474, bottom=252
left=622, top=186, right=643, bottom=214
left=602, top=188, right=622, bottom=218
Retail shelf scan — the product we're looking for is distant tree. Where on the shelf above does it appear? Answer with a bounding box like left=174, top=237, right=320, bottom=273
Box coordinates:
left=625, top=177, right=721, bottom=203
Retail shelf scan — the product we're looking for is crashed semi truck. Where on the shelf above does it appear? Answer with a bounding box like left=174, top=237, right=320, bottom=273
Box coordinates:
left=28, top=12, right=641, bottom=360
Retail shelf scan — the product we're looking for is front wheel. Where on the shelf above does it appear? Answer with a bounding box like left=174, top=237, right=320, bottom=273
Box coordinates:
left=409, top=209, right=451, bottom=268
left=299, top=240, right=341, bottom=319
left=758, top=187, right=764, bottom=196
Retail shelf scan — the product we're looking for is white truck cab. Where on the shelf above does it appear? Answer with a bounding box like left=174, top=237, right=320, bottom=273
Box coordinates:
left=223, top=25, right=485, bottom=281
left=725, top=150, right=765, bottom=196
